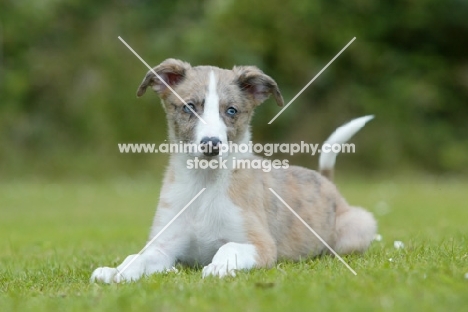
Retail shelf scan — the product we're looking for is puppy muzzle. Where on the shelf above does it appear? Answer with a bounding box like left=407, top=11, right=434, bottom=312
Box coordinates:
left=200, top=137, right=221, bottom=156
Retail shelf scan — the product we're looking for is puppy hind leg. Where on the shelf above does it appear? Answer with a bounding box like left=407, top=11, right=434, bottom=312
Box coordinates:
left=333, top=206, right=377, bottom=255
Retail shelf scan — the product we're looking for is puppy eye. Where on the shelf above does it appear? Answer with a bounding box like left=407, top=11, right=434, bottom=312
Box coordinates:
left=226, top=107, right=238, bottom=116
left=183, top=103, right=195, bottom=114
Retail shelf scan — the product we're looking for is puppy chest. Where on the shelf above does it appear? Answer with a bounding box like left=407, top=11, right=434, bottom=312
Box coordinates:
left=178, top=202, right=247, bottom=264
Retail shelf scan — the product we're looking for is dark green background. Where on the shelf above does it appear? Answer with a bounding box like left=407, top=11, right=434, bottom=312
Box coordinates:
left=1, top=0, right=467, bottom=179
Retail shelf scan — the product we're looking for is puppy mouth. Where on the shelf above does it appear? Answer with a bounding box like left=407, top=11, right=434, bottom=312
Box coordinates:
left=200, top=144, right=220, bottom=157
left=203, top=151, right=219, bottom=157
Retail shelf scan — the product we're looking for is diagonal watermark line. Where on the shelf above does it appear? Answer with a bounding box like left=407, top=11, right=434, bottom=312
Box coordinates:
left=268, top=188, right=357, bottom=275
left=118, top=36, right=207, bottom=124
left=116, top=188, right=206, bottom=278
left=268, top=37, right=356, bottom=124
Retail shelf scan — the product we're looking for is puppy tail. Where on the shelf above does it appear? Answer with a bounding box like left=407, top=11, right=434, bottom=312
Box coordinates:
left=319, top=115, right=374, bottom=181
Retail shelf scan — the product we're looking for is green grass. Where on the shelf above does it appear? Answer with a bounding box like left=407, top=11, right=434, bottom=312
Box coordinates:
left=1, top=177, right=467, bottom=311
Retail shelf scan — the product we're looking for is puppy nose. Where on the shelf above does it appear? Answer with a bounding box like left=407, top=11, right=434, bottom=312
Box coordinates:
left=200, top=137, right=221, bottom=156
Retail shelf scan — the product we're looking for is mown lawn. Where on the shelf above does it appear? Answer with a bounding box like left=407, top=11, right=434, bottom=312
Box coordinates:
left=0, top=177, right=467, bottom=311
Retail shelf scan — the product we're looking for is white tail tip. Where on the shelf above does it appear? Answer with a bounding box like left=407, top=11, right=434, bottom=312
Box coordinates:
left=319, top=115, right=374, bottom=170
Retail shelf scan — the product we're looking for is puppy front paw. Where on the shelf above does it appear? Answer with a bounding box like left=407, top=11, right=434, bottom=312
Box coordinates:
left=202, top=242, right=257, bottom=278
left=90, top=254, right=146, bottom=283
left=90, top=267, right=119, bottom=284
left=202, top=262, right=237, bottom=278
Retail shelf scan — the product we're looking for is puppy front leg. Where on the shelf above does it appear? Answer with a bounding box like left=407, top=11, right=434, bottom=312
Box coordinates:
left=91, top=203, right=187, bottom=283
left=202, top=233, right=277, bottom=278
left=90, top=247, right=174, bottom=283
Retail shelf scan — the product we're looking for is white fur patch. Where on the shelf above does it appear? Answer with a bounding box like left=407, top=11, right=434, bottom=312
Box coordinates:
left=163, top=168, right=248, bottom=266
left=202, top=242, right=258, bottom=278
left=195, top=71, right=228, bottom=145
left=319, top=115, right=374, bottom=170
left=90, top=267, right=119, bottom=284
left=90, top=248, right=174, bottom=283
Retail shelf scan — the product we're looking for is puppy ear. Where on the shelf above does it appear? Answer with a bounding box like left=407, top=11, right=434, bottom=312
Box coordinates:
left=233, top=66, right=284, bottom=107
left=136, top=58, right=191, bottom=98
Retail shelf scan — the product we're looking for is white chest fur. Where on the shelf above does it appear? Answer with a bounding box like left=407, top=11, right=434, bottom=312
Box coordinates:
left=155, top=164, right=248, bottom=266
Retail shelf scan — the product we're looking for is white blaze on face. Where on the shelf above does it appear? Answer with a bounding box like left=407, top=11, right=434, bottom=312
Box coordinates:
left=195, top=71, right=228, bottom=147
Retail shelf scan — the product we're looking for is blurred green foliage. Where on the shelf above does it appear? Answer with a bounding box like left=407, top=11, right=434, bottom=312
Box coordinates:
left=1, top=0, right=467, bottom=179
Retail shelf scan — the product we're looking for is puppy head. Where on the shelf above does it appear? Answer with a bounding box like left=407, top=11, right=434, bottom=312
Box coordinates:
left=137, top=59, right=284, bottom=157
